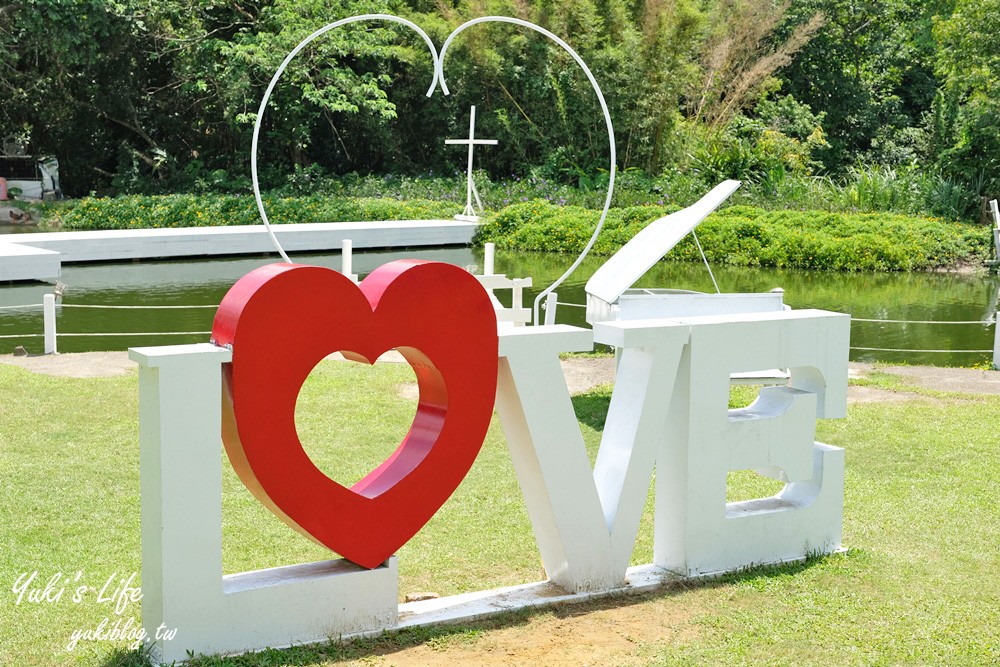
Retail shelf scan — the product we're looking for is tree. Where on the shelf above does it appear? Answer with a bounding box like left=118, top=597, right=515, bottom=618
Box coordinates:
left=0, top=0, right=425, bottom=194
left=777, top=0, right=941, bottom=172
left=689, top=0, right=824, bottom=132
left=0, top=0, right=173, bottom=194
left=933, top=0, right=1000, bottom=190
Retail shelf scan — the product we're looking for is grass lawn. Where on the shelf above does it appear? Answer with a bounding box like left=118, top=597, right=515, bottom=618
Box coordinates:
left=1, top=361, right=997, bottom=666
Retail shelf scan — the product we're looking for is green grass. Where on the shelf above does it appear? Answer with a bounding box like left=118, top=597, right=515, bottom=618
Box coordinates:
left=1, top=363, right=998, bottom=666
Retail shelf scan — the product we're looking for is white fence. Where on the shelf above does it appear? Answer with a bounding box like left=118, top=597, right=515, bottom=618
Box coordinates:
left=12, top=304, right=998, bottom=368
left=0, top=239, right=362, bottom=354
left=849, top=316, right=998, bottom=367
left=0, top=298, right=217, bottom=354
left=2, top=235, right=999, bottom=366
left=540, top=296, right=1000, bottom=370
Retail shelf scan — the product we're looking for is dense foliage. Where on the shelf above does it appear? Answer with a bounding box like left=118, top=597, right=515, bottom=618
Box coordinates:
left=3, top=0, right=996, bottom=217
left=477, top=200, right=990, bottom=271
left=54, top=193, right=455, bottom=230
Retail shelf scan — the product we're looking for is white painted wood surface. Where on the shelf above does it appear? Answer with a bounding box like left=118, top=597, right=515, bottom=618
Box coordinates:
left=497, top=310, right=847, bottom=589
left=585, top=180, right=740, bottom=309
left=596, top=310, right=848, bottom=576
left=991, top=199, right=999, bottom=262
left=0, top=241, right=61, bottom=281
left=132, top=308, right=848, bottom=663
left=130, top=344, right=397, bottom=664
left=0, top=219, right=477, bottom=281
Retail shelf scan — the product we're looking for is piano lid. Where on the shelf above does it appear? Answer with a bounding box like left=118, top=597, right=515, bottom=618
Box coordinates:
left=584, top=180, right=741, bottom=306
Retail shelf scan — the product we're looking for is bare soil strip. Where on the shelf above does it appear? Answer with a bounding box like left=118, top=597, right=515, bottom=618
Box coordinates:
left=3, top=352, right=997, bottom=401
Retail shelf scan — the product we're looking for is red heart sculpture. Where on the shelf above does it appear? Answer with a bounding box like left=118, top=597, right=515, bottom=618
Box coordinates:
left=211, top=260, right=498, bottom=568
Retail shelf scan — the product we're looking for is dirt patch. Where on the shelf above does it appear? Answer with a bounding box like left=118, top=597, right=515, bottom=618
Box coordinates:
left=870, top=364, right=1000, bottom=395
left=361, top=594, right=702, bottom=667
left=397, top=383, right=419, bottom=401
left=929, top=260, right=987, bottom=275
left=4, top=353, right=998, bottom=401
left=0, top=351, right=135, bottom=378
left=847, top=385, right=924, bottom=405
left=560, top=356, right=617, bottom=395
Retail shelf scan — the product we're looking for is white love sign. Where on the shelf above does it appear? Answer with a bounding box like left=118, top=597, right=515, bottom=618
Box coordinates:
left=131, top=307, right=848, bottom=664
left=497, top=310, right=847, bottom=593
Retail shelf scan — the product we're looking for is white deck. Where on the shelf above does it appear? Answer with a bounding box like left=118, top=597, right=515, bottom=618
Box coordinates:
left=0, top=241, right=61, bottom=282
left=0, top=219, right=478, bottom=282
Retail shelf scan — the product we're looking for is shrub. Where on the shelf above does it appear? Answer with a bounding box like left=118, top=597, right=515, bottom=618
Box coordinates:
left=476, top=200, right=990, bottom=272
left=59, top=194, right=457, bottom=230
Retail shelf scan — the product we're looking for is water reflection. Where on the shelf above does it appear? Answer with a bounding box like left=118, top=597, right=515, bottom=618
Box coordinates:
left=0, top=222, right=46, bottom=235
left=1, top=246, right=997, bottom=366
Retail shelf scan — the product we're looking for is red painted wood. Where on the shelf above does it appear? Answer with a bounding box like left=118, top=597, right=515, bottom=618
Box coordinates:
left=212, top=260, right=498, bottom=568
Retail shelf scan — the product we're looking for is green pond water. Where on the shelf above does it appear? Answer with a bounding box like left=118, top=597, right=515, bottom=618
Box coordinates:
left=1, top=246, right=997, bottom=366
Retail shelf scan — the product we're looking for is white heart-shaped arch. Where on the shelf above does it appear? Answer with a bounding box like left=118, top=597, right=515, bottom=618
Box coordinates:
left=438, top=17, right=617, bottom=325
left=250, top=14, right=441, bottom=262
left=251, top=15, right=618, bottom=326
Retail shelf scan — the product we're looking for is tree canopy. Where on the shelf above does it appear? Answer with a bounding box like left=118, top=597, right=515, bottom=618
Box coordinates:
left=1, top=0, right=995, bottom=204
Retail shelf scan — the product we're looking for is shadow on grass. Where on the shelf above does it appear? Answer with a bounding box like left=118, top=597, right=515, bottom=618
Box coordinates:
left=109, top=552, right=848, bottom=667
left=99, top=646, right=157, bottom=667
left=572, top=387, right=612, bottom=432
left=548, top=550, right=840, bottom=622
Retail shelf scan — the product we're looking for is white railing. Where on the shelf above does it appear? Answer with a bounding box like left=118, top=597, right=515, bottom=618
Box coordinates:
left=5, top=301, right=999, bottom=366
left=5, top=305, right=1000, bottom=367
left=0, top=297, right=216, bottom=354
left=0, top=240, right=361, bottom=354
left=4, top=239, right=998, bottom=366
left=849, top=315, right=998, bottom=369
left=1, top=240, right=539, bottom=352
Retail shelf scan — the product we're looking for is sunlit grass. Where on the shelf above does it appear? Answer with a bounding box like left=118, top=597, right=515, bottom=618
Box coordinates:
left=1, top=363, right=997, bottom=666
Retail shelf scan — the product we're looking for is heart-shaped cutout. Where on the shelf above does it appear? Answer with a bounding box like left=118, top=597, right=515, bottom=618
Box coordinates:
left=294, top=351, right=420, bottom=488
left=212, top=260, right=498, bottom=568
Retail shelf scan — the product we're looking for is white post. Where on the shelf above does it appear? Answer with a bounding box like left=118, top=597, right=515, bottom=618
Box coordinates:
left=512, top=279, right=527, bottom=327
left=994, top=311, right=999, bottom=371
left=341, top=239, right=358, bottom=283
left=544, top=292, right=558, bottom=326
left=484, top=242, right=495, bottom=276
left=43, top=293, right=57, bottom=355
left=990, top=200, right=1000, bottom=262
left=342, top=239, right=353, bottom=276
left=465, top=106, right=477, bottom=212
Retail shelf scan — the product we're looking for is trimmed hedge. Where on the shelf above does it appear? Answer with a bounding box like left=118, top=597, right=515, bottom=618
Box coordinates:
left=57, top=194, right=457, bottom=230
left=48, top=194, right=991, bottom=272
left=475, top=201, right=992, bottom=272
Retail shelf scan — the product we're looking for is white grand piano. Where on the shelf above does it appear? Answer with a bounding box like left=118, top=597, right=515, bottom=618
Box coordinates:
left=584, top=180, right=789, bottom=383
left=585, top=180, right=786, bottom=325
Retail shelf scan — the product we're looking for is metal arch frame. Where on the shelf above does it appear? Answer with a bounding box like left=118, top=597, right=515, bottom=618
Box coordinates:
left=251, top=15, right=441, bottom=263
left=438, top=17, right=617, bottom=326
left=252, top=15, right=617, bottom=321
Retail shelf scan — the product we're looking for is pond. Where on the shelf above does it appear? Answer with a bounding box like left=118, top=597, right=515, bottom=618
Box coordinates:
left=0, top=222, right=46, bottom=235
left=1, top=246, right=998, bottom=367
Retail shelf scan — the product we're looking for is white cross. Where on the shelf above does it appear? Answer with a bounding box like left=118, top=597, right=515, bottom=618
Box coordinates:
left=446, top=106, right=498, bottom=219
